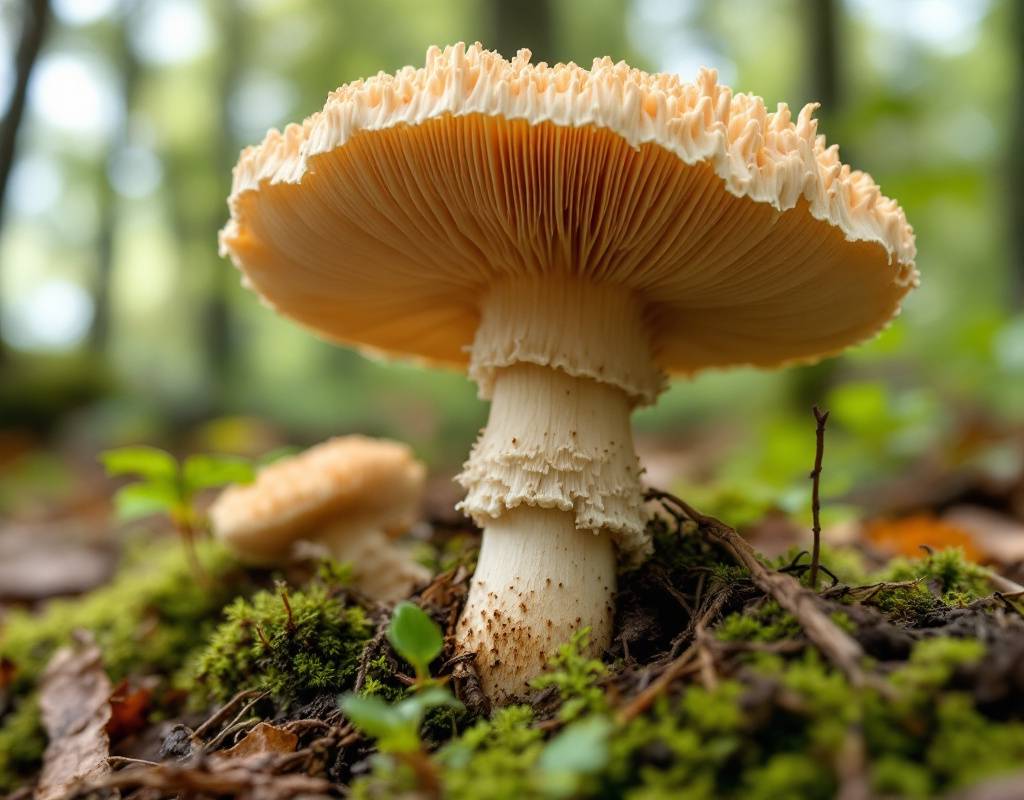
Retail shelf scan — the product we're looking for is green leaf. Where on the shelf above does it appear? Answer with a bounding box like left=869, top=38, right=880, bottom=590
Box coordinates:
left=100, top=446, right=178, bottom=482
left=339, top=693, right=418, bottom=753
left=388, top=602, right=443, bottom=678
left=394, top=687, right=463, bottom=726
left=538, top=716, right=613, bottom=773
left=182, top=454, right=255, bottom=492
left=113, top=481, right=182, bottom=520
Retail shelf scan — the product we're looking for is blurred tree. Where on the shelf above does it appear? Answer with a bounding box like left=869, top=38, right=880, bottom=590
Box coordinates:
left=490, top=0, right=553, bottom=63
left=804, top=0, right=841, bottom=125
left=0, top=0, right=50, bottom=362
left=90, top=0, right=141, bottom=353
left=203, top=0, right=245, bottom=411
left=1010, top=0, right=1024, bottom=306
left=791, top=0, right=845, bottom=407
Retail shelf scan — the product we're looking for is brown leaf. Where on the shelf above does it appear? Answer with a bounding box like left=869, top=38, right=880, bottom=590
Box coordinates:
left=219, top=722, right=298, bottom=760
left=105, top=680, right=152, bottom=742
left=35, top=633, right=112, bottom=800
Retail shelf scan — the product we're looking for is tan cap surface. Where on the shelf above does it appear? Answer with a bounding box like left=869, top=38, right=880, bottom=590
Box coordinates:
left=210, top=436, right=425, bottom=563
left=221, top=42, right=916, bottom=377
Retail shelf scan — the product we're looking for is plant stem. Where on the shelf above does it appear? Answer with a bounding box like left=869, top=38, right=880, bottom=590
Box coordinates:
left=809, top=405, right=830, bottom=590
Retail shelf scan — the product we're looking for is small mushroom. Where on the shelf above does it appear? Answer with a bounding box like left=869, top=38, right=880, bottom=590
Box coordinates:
left=209, top=436, right=430, bottom=603
left=220, top=44, right=917, bottom=701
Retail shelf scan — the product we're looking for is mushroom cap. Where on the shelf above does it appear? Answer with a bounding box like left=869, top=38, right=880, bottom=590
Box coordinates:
left=221, top=42, right=917, bottom=378
left=210, top=435, right=425, bottom=563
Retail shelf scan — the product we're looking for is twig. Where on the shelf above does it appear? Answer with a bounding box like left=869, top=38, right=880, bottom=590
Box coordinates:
left=192, top=689, right=262, bottom=741
left=617, top=644, right=699, bottom=723
left=809, top=405, right=830, bottom=590
left=646, top=488, right=868, bottom=688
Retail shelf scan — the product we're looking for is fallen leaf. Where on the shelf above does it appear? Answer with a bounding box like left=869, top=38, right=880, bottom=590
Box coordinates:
left=943, top=506, right=1024, bottom=567
left=865, top=514, right=984, bottom=562
left=105, top=679, right=152, bottom=741
left=35, top=633, right=112, bottom=800
left=219, top=722, right=298, bottom=760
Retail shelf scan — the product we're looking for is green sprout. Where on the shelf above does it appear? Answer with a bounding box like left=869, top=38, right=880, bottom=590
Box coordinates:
left=340, top=602, right=462, bottom=796
left=100, top=445, right=254, bottom=576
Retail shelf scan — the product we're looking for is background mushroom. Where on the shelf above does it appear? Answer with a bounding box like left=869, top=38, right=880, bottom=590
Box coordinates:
left=210, top=436, right=430, bottom=603
left=220, top=43, right=916, bottom=701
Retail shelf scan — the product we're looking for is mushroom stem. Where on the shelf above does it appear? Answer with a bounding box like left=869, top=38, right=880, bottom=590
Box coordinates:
left=458, top=505, right=615, bottom=702
left=321, top=525, right=431, bottom=603
left=456, top=279, right=664, bottom=700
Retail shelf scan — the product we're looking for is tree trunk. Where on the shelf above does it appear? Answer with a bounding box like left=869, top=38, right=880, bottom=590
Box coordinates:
left=203, top=0, right=244, bottom=410
left=793, top=0, right=844, bottom=406
left=1010, top=0, right=1024, bottom=306
left=0, top=0, right=50, bottom=361
left=89, top=1, right=141, bottom=353
left=491, top=0, right=554, bottom=64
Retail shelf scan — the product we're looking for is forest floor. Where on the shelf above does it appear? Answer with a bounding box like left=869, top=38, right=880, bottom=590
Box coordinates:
left=3, top=424, right=1024, bottom=799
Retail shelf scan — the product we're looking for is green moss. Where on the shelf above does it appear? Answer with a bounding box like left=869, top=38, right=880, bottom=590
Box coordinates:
left=190, top=579, right=371, bottom=704
left=0, top=694, right=46, bottom=793
left=529, top=629, right=608, bottom=722
left=437, top=707, right=544, bottom=799
left=740, top=753, right=832, bottom=800
left=716, top=601, right=801, bottom=644
left=0, top=539, right=247, bottom=695
left=0, top=539, right=250, bottom=791
left=871, top=548, right=992, bottom=620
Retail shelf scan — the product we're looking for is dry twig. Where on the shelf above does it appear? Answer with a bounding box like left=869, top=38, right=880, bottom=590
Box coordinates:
left=646, top=488, right=868, bottom=688
left=809, top=405, right=830, bottom=590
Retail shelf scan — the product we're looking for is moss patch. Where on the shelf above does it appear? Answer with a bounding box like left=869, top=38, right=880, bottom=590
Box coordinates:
left=0, top=538, right=253, bottom=791
left=190, top=576, right=371, bottom=705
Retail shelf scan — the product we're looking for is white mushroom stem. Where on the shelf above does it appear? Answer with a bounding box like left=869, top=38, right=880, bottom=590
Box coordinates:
left=456, top=278, right=665, bottom=701
left=321, top=524, right=431, bottom=603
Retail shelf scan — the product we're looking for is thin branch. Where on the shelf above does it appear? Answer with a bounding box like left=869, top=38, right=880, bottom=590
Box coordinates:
left=809, top=405, right=830, bottom=590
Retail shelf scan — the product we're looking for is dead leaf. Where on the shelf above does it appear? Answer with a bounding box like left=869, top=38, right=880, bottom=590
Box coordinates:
left=219, top=722, right=298, bottom=760
left=35, top=633, right=112, bottom=800
left=105, top=679, right=152, bottom=742
left=865, top=514, right=984, bottom=562
left=944, top=506, right=1024, bottom=566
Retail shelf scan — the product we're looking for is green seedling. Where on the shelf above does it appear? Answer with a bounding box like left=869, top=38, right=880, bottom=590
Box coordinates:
left=100, top=445, right=254, bottom=576
left=388, top=601, right=444, bottom=686
left=340, top=602, right=462, bottom=797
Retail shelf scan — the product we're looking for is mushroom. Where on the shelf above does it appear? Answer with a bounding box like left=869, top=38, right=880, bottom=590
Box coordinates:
left=219, top=43, right=917, bottom=701
left=209, top=436, right=431, bottom=603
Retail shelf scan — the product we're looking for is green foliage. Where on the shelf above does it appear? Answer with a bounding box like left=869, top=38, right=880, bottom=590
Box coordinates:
left=535, top=717, right=613, bottom=798
left=100, top=446, right=254, bottom=526
left=341, top=688, right=463, bottom=755
left=0, top=540, right=246, bottom=697
left=191, top=579, right=370, bottom=704
left=869, top=548, right=992, bottom=620
left=0, top=695, right=46, bottom=793
left=716, top=601, right=801, bottom=644
left=388, top=602, right=443, bottom=684
left=0, top=539, right=250, bottom=791
left=436, top=707, right=546, bottom=800
left=529, top=629, right=608, bottom=722
left=883, top=548, right=991, bottom=603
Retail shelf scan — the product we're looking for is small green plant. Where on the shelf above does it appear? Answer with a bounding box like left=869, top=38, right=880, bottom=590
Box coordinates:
left=529, top=628, right=608, bottom=722
left=341, top=602, right=462, bottom=795
left=388, top=601, right=444, bottom=686
left=101, top=445, right=254, bottom=574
